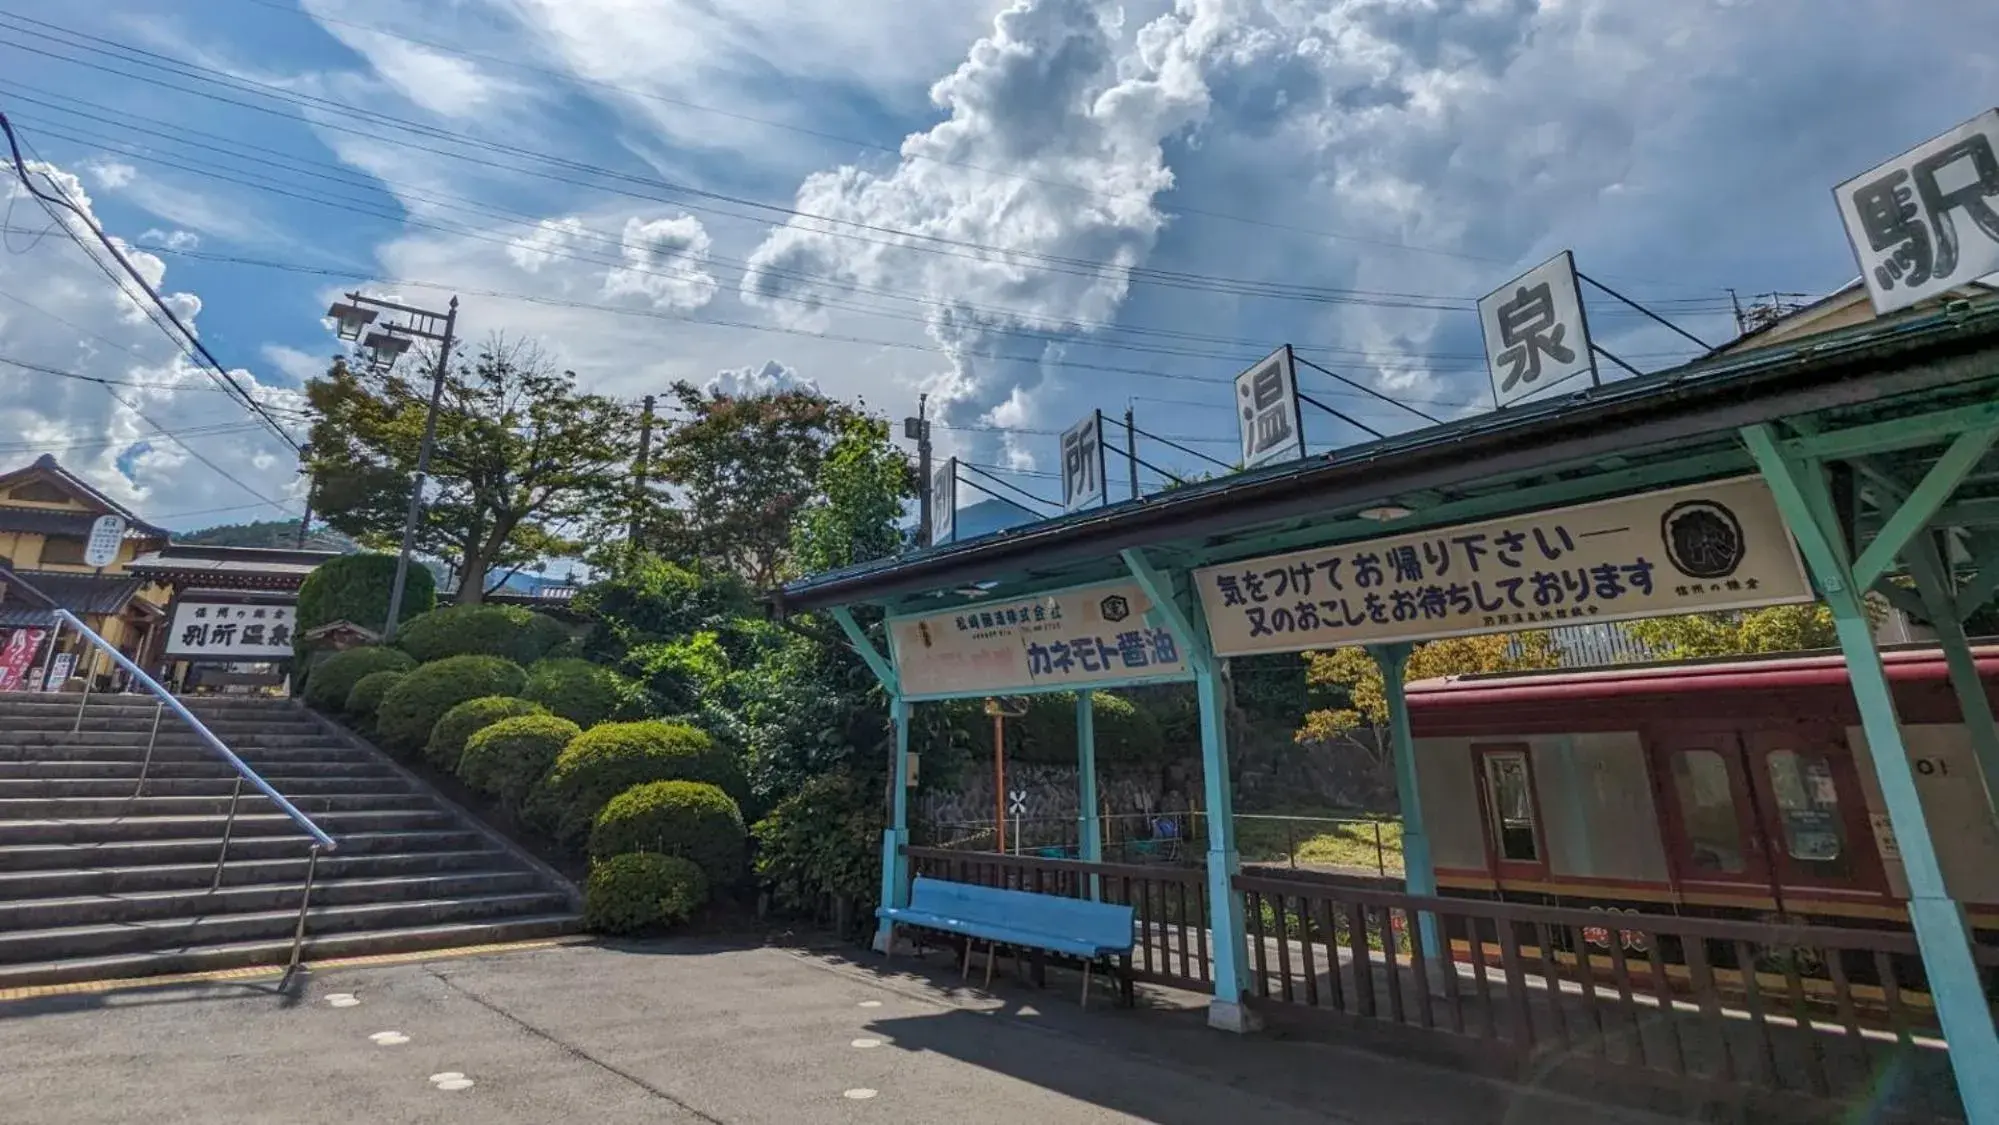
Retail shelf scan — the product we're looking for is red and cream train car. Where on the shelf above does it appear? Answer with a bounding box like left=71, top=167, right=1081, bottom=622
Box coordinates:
left=1404, top=644, right=1999, bottom=936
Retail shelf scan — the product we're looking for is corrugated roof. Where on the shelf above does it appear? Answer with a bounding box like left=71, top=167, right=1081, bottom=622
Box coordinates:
left=0, top=566, right=148, bottom=626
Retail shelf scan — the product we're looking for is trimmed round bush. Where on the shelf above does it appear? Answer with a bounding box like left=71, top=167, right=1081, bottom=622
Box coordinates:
left=460, top=714, right=580, bottom=814
left=588, top=780, right=745, bottom=884
left=426, top=695, right=545, bottom=773
left=344, top=670, right=406, bottom=731
left=396, top=604, right=570, bottom=666
left=303, top=646, right=415, bottom=713
left=584, top=852, right=707, bottom=935
left=374, top=655, right=528, bottom=754
left=295, top=553, right=436, bottom=639
left=536, top=721, right=745, bottom=846
left=523, top=657, right=629, bottom=728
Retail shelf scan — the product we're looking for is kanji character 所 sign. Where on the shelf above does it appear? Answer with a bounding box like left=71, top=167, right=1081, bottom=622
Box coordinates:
left=1193, top=476, right=1813, bottom=657
left=1477, top=251, right=1595, bottom=408
left=165, top=600, right=298, bottom=660
left=1837, top=108, right=1999, bottom=316
left=1060, top=412, right=1106, bottom=511
left=888, top=579, right=1192, bottom=698
left=1234, top=345, right=1304, bottom=468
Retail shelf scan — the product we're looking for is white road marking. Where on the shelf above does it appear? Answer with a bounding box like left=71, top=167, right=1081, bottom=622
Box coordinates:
left=325, top=993, right=359, bottom=1008
left=856, top=1000, right=882, bottom=1009
left=850, top=1038, right=883, bottom=1049
left=369, top=1031, right=410, bottom=1046
left=843, top=1088, right=878, bottom=1100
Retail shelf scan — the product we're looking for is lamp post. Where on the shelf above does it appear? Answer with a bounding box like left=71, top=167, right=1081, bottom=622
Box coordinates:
left=326, top=292, right=460, bottom=641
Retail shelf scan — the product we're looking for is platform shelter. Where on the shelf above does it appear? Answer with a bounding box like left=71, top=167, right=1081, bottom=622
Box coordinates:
left=774, top=295, right=1999, bottom=1120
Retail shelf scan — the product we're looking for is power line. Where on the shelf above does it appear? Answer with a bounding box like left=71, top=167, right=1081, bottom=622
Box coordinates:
left=0, top=109, right=303, bottom=452
left=0, top=14, right=1746, bottom=312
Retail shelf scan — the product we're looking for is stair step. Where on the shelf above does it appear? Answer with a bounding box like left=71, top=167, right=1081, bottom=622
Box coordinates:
left=0, top=809, right=455, bottom=846
left=0, top=849, right=516, bottom=899
left=0, top=743, right=376, bottom=764
left=0, top=775, right=411, bottom=798
left=0, top=892, right=574, bottom=963
left=0, top=872, right=545, bottom=930
left=0, top=760, right=399, bottom=781
left=0, top=914, right=582, bottom=989
left=0, top=734, right=344, bottom=752
left=0, top=793, right=433, bottom=818
left=0, top=829, right=492, bottom=871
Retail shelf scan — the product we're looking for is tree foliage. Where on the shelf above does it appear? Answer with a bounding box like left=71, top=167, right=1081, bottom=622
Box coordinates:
left=296, top=553, right=435, bottom=638
left=645, top=380, right=859, bottom=587
left=304, top=340, right=634, bottom=603
left=1620, top=601, right=1885, bottom=661
left=789, top=412, right=915, bottom=575
left=1297, top=633, right=1563, bottom=769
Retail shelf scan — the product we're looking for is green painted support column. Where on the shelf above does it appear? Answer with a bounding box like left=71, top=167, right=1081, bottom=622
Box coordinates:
left=1371, top=643, right=1439, bottom=958
left=1121, top=547, right=1258, bottom=1032
left=1906, top=534, right=1999, bottom=814
left=875, top=695, right=912, bottom=952
left=1745, top=423, right=1999, bottom=1122
left=1076, top=690, right=1102, bottom=899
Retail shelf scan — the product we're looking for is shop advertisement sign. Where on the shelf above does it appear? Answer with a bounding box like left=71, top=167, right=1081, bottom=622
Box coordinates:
left=1194, top=476, right=1813, bottom=657
left=166, top=601, right=297, bottom=659
left=888, top=579, right=1191, bottom=698
left=0, top=628, right=46, bottom=690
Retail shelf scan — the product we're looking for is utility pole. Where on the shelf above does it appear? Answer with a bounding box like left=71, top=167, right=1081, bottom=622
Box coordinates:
left=907, top=394, right=932, bottom=545
left=1123, top=403, right=1139, bottom=501
left=327, top=291, right=459, bottom=639
left=629, top=394, right=656, bottom=548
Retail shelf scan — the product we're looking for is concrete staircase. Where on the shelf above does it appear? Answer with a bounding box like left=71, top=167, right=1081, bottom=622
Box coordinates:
left=0, top=692, right=581, bottom=988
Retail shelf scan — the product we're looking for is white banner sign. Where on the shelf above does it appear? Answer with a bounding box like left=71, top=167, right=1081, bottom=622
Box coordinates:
left=1060, top=412, right=1107, bottom=512
left=85, top=514, right=127, bottom=568
left=1234, top=345, right=1304, bottom=469
left=1194, top=476, right=1813, bottom=657
left=1478, top=250, right=1595, bottom=408
left=166, top=601, right=298, bottom=659
left=930, top=458, right=957, bottom=545
left=45, top=652, right=75, bottom=691
left=888, top=579, right=1191, bottom=698
left=1837, top=108, right=1999, bottom=316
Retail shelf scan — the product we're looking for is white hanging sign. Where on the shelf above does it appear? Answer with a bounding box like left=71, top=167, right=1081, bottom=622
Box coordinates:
left=929, top=457, right=957, bottom=545
left=1836, top=108, right=1999, bottom=316
left=1477, top=250, right=1596, bottom=408
left=1059, top=412, right=1107, bottom=512
left=1233, top=345, right=1304, bottom=469
left=84, top=514, right=127, bottom=568
left=166, top=601, right=298, bottom=659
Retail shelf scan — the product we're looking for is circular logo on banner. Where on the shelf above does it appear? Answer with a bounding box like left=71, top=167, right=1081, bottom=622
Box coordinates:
left=1660, top=499, right=1746, bottom=579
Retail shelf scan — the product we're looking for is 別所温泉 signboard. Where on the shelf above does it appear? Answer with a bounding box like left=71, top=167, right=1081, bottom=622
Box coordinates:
left=888, top=579, right=1192, bottom=699
left=1193, top=476, right=1813, bottom=657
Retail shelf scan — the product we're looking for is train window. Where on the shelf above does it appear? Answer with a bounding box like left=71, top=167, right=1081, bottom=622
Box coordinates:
left=1479, top=750, right=1541, bottom=863
left=1668, top=750, right=1746, bottom=873
left=1766, top=750, right=1850, bottom=872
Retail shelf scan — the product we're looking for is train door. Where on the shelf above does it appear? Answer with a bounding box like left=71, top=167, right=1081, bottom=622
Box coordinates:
left=1658, top=732, right=1773, bottom=892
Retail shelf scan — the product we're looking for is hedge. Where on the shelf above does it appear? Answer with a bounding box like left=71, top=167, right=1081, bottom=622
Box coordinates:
left=523, top=657, right=629, bottom=728
left=303, top=646, right=415, bottom=713
left=373, top=655, right=528, bottom=754
left=344, top=670, right=406, bottom=731
left=396, top=604, right=570, bottom=666
left=583, top=853, right=707, bottom=935
left=459, top=714, right=580, bottom=815
left=588, top=780, right=745, bottom=886
left=1012, top=692, right=1165, bottom=765
left=295, top=553, right=436, bottom=640
left=534, top=720, right=744, bottom=847
left=426, top=695, right=545, bottom=774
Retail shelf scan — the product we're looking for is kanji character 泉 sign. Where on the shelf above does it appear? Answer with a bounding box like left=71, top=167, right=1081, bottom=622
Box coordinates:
left=1234, top=345, right=1304, bottom=468
left=1193, top=476, right=1812, bottom=657
left=1837, top=108, right=1999, bottom=316
left=1060, top=412, right=1106, bottom=511
left=165, top=601, right=298, bottom=659
left=888, top=579, right=1191, bottom=698
left=1477, top=251, right=1595, bottom=408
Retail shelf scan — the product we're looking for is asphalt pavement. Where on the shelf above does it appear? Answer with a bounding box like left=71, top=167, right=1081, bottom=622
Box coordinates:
left=0, top=937, right=1693, bottom=1124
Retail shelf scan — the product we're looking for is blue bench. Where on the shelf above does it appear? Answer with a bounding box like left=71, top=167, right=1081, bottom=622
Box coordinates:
left=878, top=877, right=1136, bottom=1007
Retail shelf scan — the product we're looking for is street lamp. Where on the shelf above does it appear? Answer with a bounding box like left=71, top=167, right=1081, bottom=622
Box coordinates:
left=324, top=291, right=460, bottom=641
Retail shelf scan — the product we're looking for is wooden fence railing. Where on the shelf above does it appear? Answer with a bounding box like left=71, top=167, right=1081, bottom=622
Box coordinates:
left=1234, top=872, right=1976, bottom=1118
left=903, top=845, right=1212, bottom=991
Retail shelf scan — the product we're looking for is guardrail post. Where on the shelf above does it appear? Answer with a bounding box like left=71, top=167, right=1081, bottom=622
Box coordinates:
left=282, top=844, right=323, bottom=990
left=212, top=774, right=244, bottom=892
left=132, top=700, right=164, bottom=799
left=1076, top=690, right=1102, bottom=899
left=874, top=695, right=912, bottom=953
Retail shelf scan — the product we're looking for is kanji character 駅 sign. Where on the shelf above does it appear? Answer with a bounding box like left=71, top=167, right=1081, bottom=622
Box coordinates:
left=888, top=579, right=1191, bottom=698
left=1193, top=476, right=1812, bottom=657
left=1837, top=108, right=1999, bottom=316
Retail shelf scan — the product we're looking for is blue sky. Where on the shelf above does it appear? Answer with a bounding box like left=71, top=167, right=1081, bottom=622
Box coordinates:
left=0, top=0, right=1995, bottom=530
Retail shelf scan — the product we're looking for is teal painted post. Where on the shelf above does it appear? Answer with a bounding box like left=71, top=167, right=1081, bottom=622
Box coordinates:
left=875, top=695, right=912, bottom=951
left=1076, top=690, right=1102, bottom=899
left=1371, top=643, right=1439, bottom=958
left=1907, top=535, right=1999, bottom=812
left=1196, top=660, right=1256, bottom=1030
left=1745, top=424, right=1999, bottom=1121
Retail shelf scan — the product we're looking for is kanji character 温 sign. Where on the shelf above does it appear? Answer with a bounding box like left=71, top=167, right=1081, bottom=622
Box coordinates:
left=1193, top=476, right=1812, bottom=657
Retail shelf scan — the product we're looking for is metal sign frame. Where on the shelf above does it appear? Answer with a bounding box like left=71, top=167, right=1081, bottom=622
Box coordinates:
left=1478, top=250, right=1597, bottom=408
left=1835, top=107, right=1999, bottom=317
left=1233, top=344, right=1306, bottom=469
left=1060, top=411, right=1108, bottom=512
left=929, top=457, right=957, bottom=546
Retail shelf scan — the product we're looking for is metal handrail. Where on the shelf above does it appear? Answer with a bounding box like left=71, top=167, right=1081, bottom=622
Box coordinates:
left=47, top=609, right=336, bottom=851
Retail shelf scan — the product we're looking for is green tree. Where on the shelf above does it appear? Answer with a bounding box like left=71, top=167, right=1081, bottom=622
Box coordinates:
left=648, top=380, right=858, bottom=588
left=1297, top=633, right=1562, bottom=780
left=303, top=339, right=635, bottom=604
left=1622, top=602, right=1849, bottom=660
left=789, top=412, right=915, bottom=574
